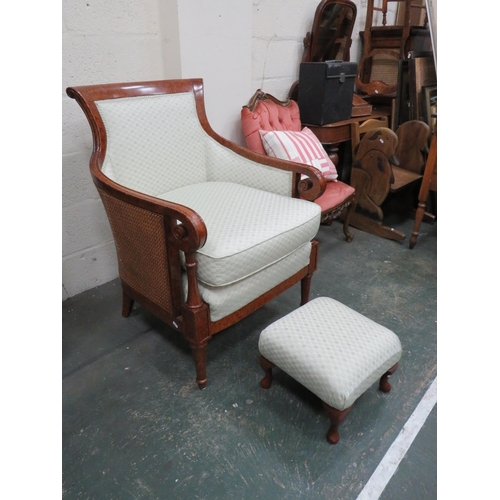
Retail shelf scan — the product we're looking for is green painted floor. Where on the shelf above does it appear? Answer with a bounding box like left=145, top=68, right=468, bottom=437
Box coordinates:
left=62, top=212, right=437, bottom=499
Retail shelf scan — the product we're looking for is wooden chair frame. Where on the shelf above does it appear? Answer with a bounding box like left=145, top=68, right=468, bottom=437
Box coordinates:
left=356, top=0, right=414, bottom=96
left=349, top=119, right=428, bottom=241
left=301, top=0, right=357, bottom=63
left=242, top=90, right=357, bottom=242
left=67, top=79, right=326, bottom=389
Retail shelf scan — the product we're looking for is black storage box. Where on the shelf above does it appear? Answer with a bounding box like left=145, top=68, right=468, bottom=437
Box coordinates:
left=298, top=60, right=357, bottom=126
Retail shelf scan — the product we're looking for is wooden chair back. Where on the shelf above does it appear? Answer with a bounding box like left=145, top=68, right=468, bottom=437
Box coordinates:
left=241, top=90, right=302, bottom=155
left=395, top=120, right=431, bottom=174
left=350, top=117, right=389, bottom=158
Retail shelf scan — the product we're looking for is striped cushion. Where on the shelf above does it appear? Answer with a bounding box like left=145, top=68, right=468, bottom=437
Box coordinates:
left=259, top=127, right=338, bottom=181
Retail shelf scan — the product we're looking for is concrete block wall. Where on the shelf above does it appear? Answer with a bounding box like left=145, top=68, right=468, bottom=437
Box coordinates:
left=62, top=0, right=391, bottom=300
left=251, top=0, right=321, bottom=101
left=62, top=0, right=168, bottom=300
left=177, top=1, right=252, bottom=145
left=250, top=0, right=375, bottom=101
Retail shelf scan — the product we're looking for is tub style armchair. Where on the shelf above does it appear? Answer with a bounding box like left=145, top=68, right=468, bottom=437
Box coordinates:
left=66, top=79, right=325, bottom=389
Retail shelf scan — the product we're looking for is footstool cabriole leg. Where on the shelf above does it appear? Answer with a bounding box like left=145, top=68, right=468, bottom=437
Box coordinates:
left=379, top=362, right=399, bottom=393
left=322, top=402, right=353, bottom=445
left=259, top=355, right=275, bottom=389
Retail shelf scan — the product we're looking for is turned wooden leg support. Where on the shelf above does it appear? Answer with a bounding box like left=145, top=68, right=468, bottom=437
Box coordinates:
left=191, top=345, right=208, bottom=390
left=122, top=291, right=134, bottom=317
left=259, top=360, right=400, bottom=444
left=342, top=199, right=356, bottom=243
left=322, top=363, right=398, bottom=445
left=322, top=403, right=353, bottom=445
left=301, top=240, right=318, bottom=306
left=259, top=356, right=275, bottom=389
left=300, top=275, right=312, bottom=307
left=379, top=363, right=399, bottom=393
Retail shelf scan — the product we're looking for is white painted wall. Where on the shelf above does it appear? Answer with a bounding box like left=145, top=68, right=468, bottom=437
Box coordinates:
left=250, top=0, right=371, bottom=101
left=61, top=0, right=394, bottom=300
left=250, top=0, right=318, bottom=100
left=62, top=0, right=167, bottom=300
left=177, top=1, right=252, bottom=144
left=62, top=0, right=252, bottom=300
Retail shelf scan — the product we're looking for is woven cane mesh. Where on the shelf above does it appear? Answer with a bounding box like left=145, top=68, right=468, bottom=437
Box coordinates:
left=369, top=53, right=399, bottom=86
left=98, top=188, right=173, bottom=313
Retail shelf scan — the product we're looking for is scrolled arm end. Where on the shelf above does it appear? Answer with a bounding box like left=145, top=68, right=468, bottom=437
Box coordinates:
left=164, top=204, right=207, bottom=253
left=296, top=166, right=327, bottom=201
left=172, top=223, right=189, bottom=242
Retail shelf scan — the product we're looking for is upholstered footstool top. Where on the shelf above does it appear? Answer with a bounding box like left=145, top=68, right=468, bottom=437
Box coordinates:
left=258, top=296, right=402, bottom=412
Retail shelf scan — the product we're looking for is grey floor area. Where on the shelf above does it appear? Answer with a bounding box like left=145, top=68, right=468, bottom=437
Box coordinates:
left=62, top=212, right=437, bottom=500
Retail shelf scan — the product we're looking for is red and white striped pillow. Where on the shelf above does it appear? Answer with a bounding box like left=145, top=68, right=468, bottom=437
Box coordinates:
left=259, top=127, right=338, bottom=181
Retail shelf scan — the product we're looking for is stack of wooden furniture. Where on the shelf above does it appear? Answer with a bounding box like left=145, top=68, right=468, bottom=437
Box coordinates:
left=356, top=0, right=432, bottom=99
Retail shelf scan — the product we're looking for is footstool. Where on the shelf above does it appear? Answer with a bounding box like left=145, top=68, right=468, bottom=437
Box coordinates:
left=258, top=296, right=402, bottom=444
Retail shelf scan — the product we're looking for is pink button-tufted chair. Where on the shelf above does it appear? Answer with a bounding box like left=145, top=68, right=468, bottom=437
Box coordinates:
left=66, top=79, right=326, bottom=389
left=241, top=90, right=356, bottom=242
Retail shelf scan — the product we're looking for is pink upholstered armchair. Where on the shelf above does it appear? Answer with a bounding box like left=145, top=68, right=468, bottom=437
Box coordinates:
left=241, top=90, right=356, bottom=242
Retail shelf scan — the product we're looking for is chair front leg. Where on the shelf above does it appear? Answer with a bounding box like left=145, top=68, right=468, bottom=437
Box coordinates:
left=301, top=240, right=318, bottom=305
left=190, top=344, right=209, bottom=389
left=259, top=355, right=275, bottom=389
left=182, top=250, right=212, bottom=389
left=121, top=289, right=134, bottom=317
left=342, top=197, right=357, bottom=243
left=183, top=302, right=211, bottom=390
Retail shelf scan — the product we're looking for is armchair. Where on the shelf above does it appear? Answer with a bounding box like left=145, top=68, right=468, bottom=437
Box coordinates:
left=241, top=90, right=356, bottom=242
left=66, top=79, right=325, bottom=389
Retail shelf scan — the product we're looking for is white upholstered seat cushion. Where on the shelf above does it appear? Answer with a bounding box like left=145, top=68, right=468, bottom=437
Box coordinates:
left=184, top=242, right=312, bottom=322
left=258, top=297, right=402, bottom=410
left=159, top=182, right=321, bottom=287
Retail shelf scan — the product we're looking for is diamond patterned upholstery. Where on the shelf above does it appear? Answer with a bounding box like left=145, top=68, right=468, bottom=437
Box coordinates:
left=160, top=182, right=320, bottom=287
left=96, top=93, right=294, bottom=198
left=67, top=79, right=325, bottom=389
left=96, top=91, right=321, bottom=325
left=259, top=296, right=402, bottom=410
left=96, top=93, right=208, bottom=194
left=186, top=242, right=312, bottom=322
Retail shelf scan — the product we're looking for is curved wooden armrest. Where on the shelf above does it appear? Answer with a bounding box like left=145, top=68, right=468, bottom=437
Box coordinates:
left=241, top=150, right=327, bottom=201
left=204, top=130, right=327, bottom=201
left=189, top=83, right=326, bottom=201
left=91, top=169, right=208, bottom=253
left=294, top=164, right=328, bottom=201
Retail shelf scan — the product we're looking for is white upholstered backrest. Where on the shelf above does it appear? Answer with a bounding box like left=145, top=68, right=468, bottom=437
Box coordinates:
left=95, top=90, right=295, bottom=199
left=95, top=92, right=208, bottom=196
left=205, top=140, right=293, bottom=197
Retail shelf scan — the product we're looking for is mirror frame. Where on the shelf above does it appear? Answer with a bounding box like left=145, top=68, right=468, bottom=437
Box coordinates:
left=302, top=0, right=357, bottom=63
